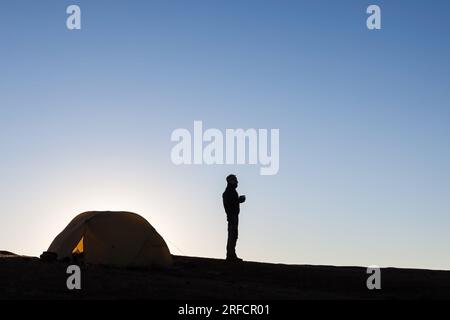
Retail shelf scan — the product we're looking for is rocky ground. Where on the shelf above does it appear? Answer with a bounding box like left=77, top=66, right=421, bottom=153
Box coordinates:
left=1, top=251, right=449, bottom=299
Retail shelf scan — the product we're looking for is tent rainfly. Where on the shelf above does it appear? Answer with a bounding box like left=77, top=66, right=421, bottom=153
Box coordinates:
left=47, top=211, right=172, bottom=267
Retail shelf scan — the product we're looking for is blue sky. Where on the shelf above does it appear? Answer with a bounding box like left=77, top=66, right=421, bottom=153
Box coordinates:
left=0, top=0, right=449, bottom=269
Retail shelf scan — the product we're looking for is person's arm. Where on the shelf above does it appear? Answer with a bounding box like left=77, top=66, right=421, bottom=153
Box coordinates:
left=223, top=191, right=238, bottom=214
left=223, top=193, right=231, bottom=214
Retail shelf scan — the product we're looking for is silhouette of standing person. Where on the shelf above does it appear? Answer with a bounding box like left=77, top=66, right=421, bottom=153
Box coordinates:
left=222, top=174, right=246, bottom=261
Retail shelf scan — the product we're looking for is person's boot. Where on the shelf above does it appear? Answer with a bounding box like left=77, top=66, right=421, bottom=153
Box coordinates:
left=226, top=254, right=243, bottom=262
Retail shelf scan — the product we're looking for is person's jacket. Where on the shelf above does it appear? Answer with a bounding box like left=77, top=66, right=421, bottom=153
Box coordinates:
left=222, top=185, right=240, bottom=218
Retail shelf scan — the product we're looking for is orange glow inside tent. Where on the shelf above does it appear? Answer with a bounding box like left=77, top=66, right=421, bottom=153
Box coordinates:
left=72, top=237, right=84, bottom=254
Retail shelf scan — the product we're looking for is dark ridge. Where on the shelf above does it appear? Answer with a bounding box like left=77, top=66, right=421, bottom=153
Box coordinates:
left=1, top=253, right=449, bottom=299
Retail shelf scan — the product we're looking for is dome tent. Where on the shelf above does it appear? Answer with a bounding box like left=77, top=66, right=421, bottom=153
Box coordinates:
left=48, top=211, right=172, bottom=267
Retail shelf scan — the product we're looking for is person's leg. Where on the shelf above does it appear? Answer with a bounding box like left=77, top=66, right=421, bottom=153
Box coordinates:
left=226, top=216, right=239, bottom=258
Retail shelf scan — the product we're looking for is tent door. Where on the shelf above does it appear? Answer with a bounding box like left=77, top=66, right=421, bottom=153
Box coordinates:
left=72, top=236, right=84, bottom=254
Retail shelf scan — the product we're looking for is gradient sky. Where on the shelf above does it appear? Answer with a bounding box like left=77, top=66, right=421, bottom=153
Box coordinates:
left=1, top=0, right=449, bottom=270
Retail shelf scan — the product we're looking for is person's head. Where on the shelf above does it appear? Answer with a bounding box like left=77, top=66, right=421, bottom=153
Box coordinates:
left=226, top=174, right=238, bottom=188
